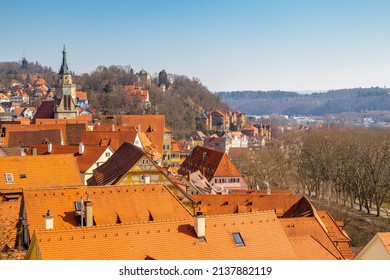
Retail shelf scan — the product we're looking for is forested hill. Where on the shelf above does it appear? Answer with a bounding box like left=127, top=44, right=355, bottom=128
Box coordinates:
left=216, top=88, right=390, bottom=115
left=0, top=61, right=228, bottom=139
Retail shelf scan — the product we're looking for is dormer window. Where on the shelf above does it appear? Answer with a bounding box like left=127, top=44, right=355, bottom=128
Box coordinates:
left=5, top=173, right=14, bottom=183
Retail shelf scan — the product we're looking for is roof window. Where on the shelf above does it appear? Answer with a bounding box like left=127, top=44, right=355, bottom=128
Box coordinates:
left=5, top=173, right=14, bottom=183
left=232, top=232, right=245, bottom=247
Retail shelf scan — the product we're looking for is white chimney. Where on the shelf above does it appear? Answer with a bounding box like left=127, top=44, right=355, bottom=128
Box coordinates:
left=47, top=142, right=52, bottom=154
left=263, top=180, right=271, bottom=195
left=194, top=211, right=205, bottom=238
left=78, top=142, right=84, bottom=155
left=111, top=123, right=115, bottom=131
left=32, top=146, right=37, bottom=156
left=44, top=210, right=54, bottom=230
left=84, top=199, right=93, bottom=227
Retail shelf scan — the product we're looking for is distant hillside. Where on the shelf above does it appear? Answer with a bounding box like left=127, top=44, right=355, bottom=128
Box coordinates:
left=0, top=60, right=228, bottom=139
left=216, top=88, right=390, bottom=116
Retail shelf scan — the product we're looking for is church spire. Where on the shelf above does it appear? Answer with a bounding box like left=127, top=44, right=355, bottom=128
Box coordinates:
left=59, top=45, right=71, bottom=75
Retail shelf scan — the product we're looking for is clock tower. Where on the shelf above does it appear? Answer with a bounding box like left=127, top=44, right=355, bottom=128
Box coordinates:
left=54, top=45, right=78, bottom=119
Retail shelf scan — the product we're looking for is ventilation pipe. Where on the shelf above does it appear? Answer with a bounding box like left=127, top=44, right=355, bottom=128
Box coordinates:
left=47, top=142, right=52, bottom=154
left=79, top=142, right=84, bottom=155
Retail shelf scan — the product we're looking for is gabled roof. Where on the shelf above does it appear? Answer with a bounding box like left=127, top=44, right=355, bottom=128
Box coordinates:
left=8, top=129, right=62, bottom=147
left=241, top=125, right=258, bottom=131
left=87, top=142, right=145, bottom=186
left=81, top=130, right=138, bottom=150
left=355, top=232, right=390, bottom=259
left=118, top=115, right=165, bottom=153
left=23, top=184, right=192, bottom=235
left=26, top=143, right=111, bottom=173
left=33, top=101, right=54, bottom=120
left=378, top=232, right=390, bottom=254
left=280, top=217, right=344, bottom=259
left=193, top=194, right=311, bottom=217
left=30, top=211, right=297, bottom=260
left=179, top=146, right=242, bottom=180
left=0, top=154, right=83, bottom=193
left=76, top=91, right=88, bottom=100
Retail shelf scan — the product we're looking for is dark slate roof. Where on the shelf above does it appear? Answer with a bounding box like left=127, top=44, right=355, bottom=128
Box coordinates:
left=66, top=123, right=86, bottom=145
left=8, top=129, right=62, bottom=147
left=87, top=142, right=145, bottom=186
left=33, top=101, right=54, bottom=121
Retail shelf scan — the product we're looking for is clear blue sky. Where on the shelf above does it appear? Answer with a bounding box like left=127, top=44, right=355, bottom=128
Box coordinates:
left=1, top=0, right=390, bottom=92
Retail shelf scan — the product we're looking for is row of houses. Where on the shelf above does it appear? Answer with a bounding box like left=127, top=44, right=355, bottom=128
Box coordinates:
left=0, top=47, right=387, bottom=260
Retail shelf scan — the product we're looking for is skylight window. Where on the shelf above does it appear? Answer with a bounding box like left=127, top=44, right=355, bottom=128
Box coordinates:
left=233, top=232, right=245, bottom=247
left=5, top=173, right=14, bottom=183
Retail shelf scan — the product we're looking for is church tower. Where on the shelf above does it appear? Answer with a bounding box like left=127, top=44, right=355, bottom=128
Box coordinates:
left=54, top=45, right=78, bottom=119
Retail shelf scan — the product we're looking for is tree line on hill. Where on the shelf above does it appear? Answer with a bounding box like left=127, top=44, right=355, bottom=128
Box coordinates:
left=0, top=60, right=229, bottom=139
left=232, top=126, right=390, bottom=218
left=216, top=88, right=390, bottom=116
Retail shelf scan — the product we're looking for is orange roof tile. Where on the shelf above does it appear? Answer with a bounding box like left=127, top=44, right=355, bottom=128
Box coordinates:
left=81, top=130, right=138, bottom=150
left=280, top=217, right=344, bottom=259
left=179, top=146, right=243, bottom=181
left=193, top=194, right=310, bottom=217
left=26, top=143, right=111, bottom=173
left=288, top=236, right=339, bottom=260
left=23, top=184, right=192, bottom=235
left=0, top=199, right=21, bottom=249
left=31, top=211, right=297, bottom=260
left=117, top=115, right=165, bottom=153
left=0, top=154, right=83, bottom=193
left=377, top=232, right=390, bottom=254
left=76, top=91, right=88, bottom=100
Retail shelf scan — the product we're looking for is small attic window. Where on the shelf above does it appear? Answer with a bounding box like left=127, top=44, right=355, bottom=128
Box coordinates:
left=74, top=201, right=82, bottom=211
left=20, top=174, right=27, bottom=179
left=233, top=232, right=245, bottom=247
left=5, top=173, right=14, bottom=183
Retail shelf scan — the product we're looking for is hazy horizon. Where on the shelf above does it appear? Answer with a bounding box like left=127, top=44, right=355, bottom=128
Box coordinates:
left=1, top=0, right=390, bottom=92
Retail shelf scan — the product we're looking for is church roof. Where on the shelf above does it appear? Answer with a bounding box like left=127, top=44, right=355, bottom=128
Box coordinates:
left=58, top=45, right=71, bottom=75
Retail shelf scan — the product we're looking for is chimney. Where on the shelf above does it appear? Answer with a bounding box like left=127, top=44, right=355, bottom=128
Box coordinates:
left=263, top=180, right=271, bottom=195
left=78, top=142, right=84, bottom=155
left=44, top=210, right=54, bottom=230
left=194, top=211, right=205, bottom=238
left=84, top=198, right=93, bottom=227
left=32, top=146, right=37, bottom=156
left=137, top=123, right=141, bottom=132
left=111, top=123, right=115, bottom=131
left=202, top=152, right=207, bottom=161
left=47, top=142, right=52, bottom=154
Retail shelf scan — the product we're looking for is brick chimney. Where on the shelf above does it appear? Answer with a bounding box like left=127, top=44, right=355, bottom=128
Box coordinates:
left=44, top=210, right=54, bottom=230
left=194, top=211, right=205, bottom=239
left=84, top=198, right=93, bottom=227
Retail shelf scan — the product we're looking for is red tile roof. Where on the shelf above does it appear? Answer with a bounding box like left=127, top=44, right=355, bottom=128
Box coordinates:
left=26, top=143, right=110, bottom=173
left=0, top=154, right=83, bottom=193
left=23, top=184, right=192, bottom=235
left=81, top=130, right=138, bottom=150
left=30, top=210, right=297, bottom=260
left=0, top=199, right=21, bottom=249
left=179, top=146, right=242, bottom=181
